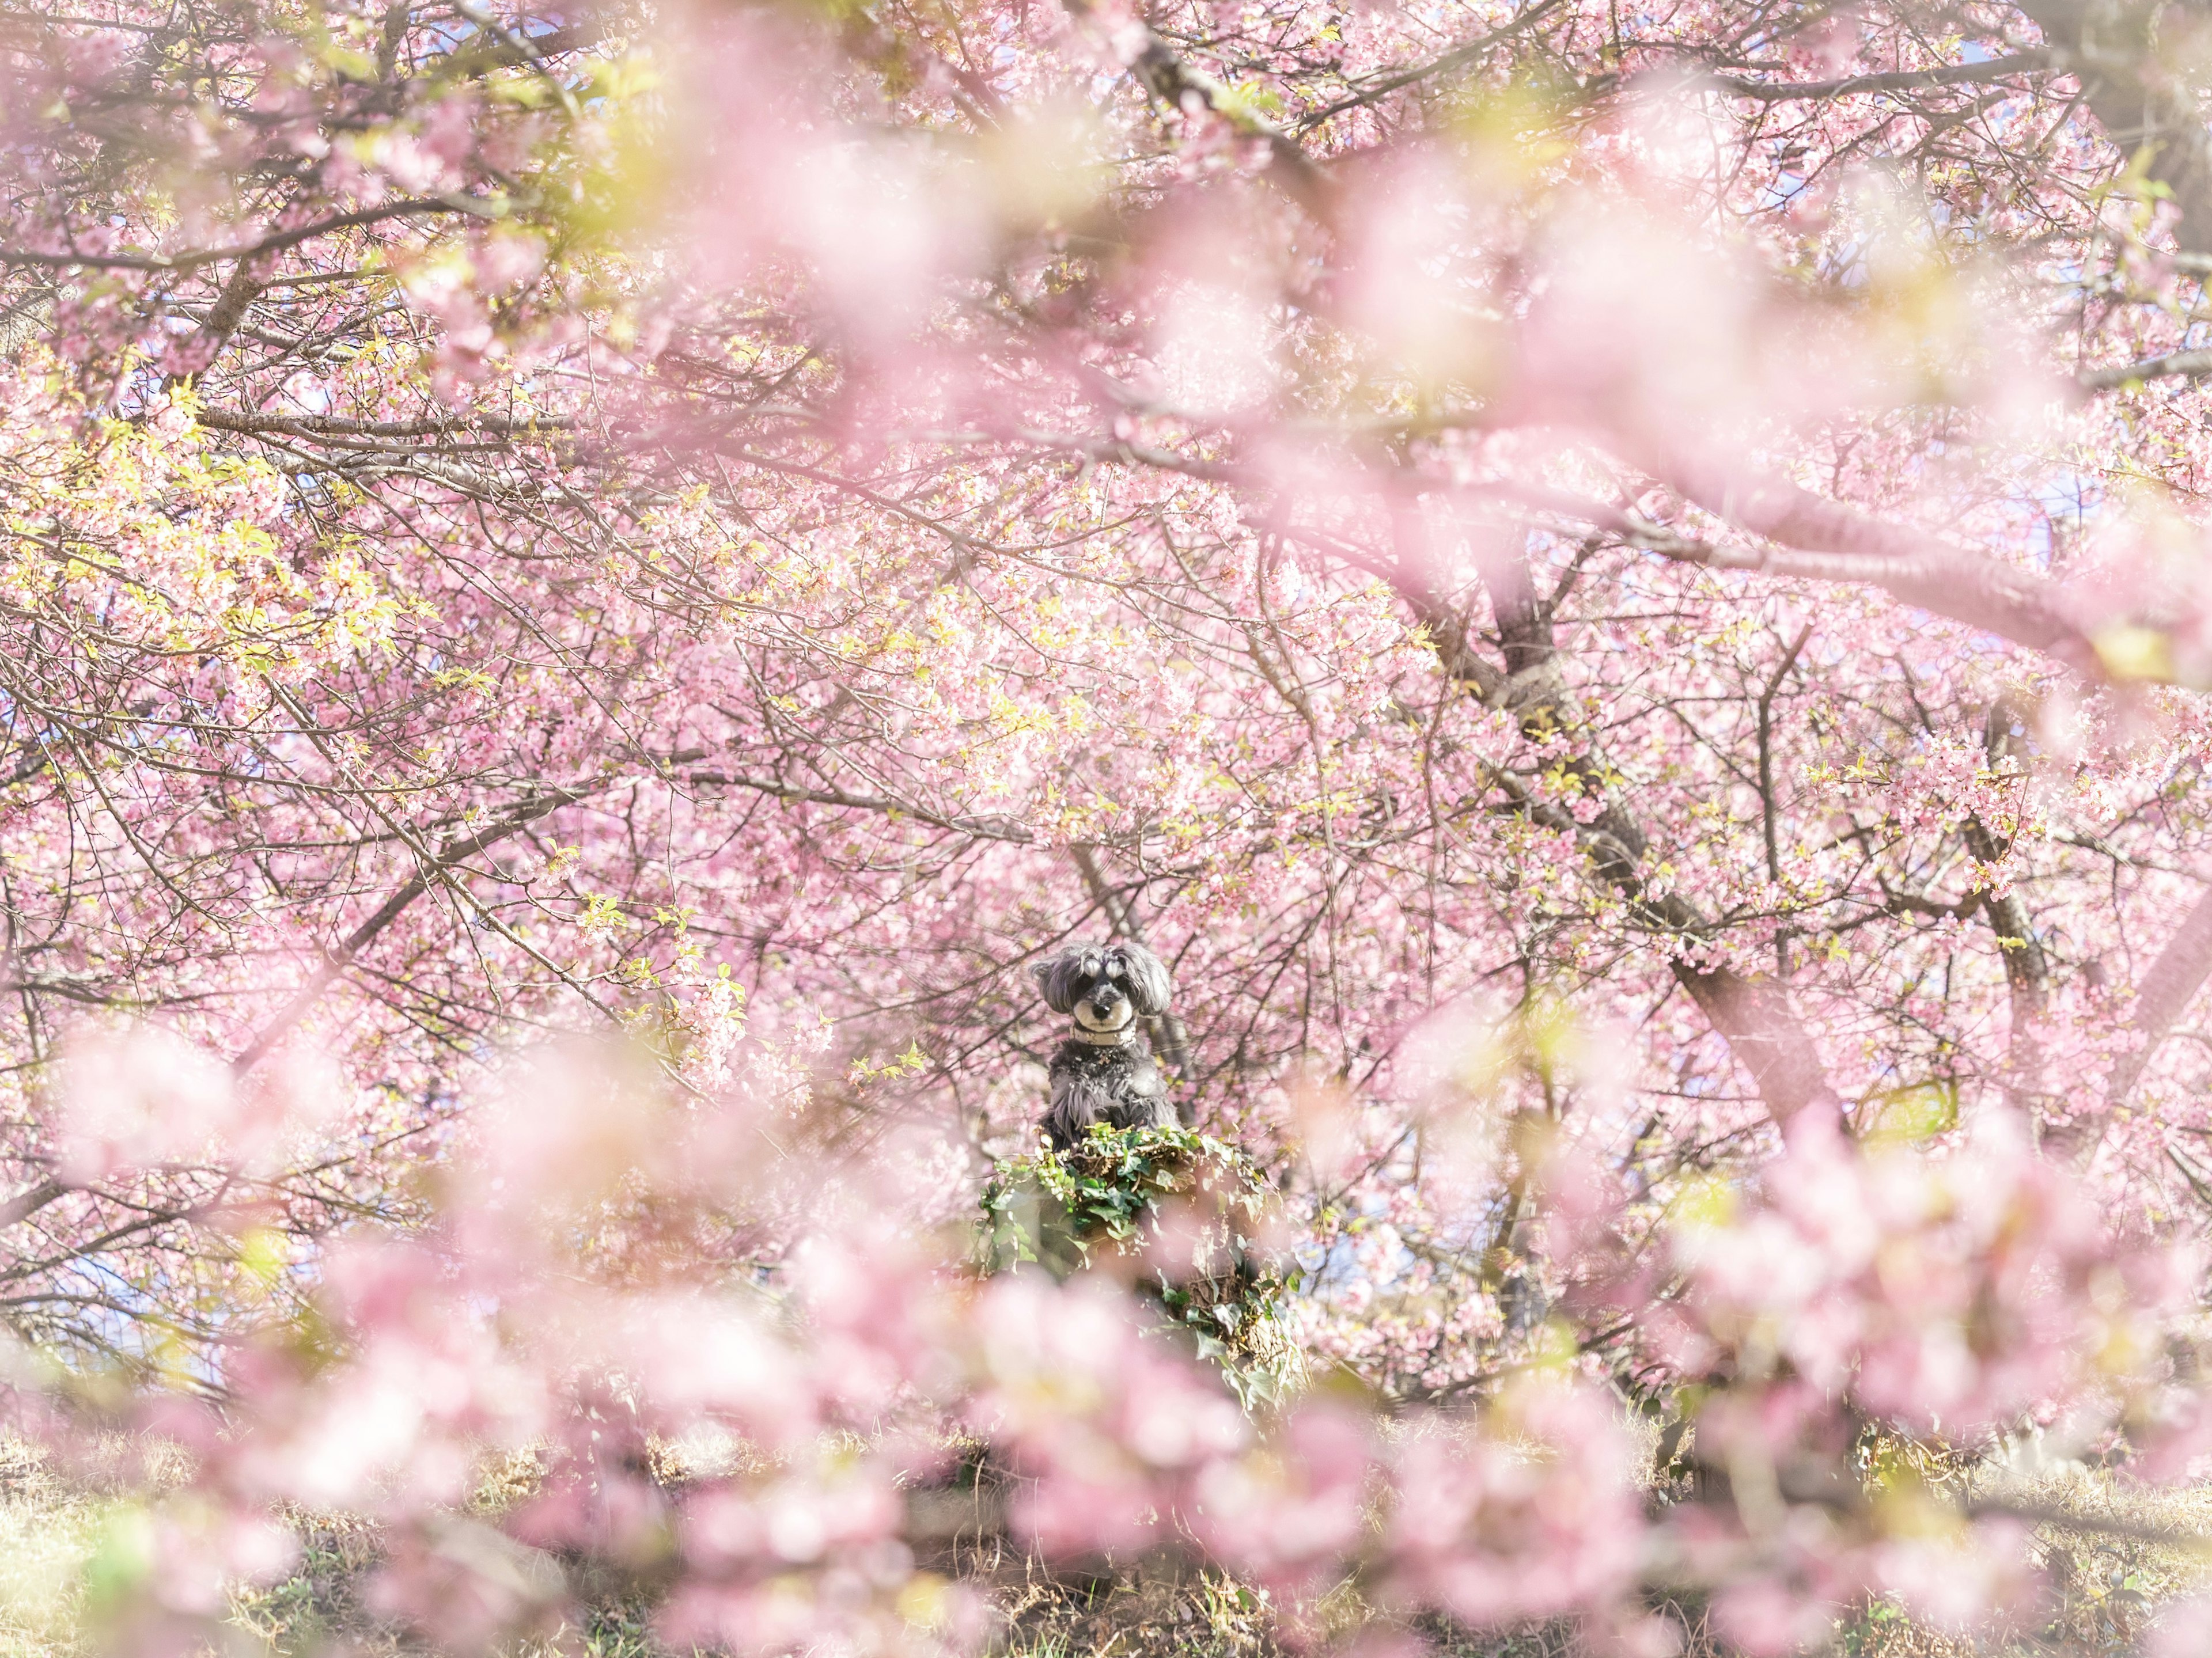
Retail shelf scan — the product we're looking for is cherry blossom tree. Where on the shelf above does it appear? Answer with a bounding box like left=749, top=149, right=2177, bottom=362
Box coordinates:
left=8, top=0, right=2212, bottom=1647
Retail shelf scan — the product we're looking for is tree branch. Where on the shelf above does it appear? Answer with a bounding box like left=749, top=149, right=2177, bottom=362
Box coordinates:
left=681, top=772, right=1035, bottom=843
left=0, top=198, right=497, bottom=273
left=230, top=781, right=601, bottom=1075
left=0, top=1177, right=64, bottom=1231
left=2079, top=348, right=2212, bottom=391
left=1399, top=533, right=1840, bottom=1125
left=2105, top=885, right=2212, bottom=1109
left=2013, top=0, right=2212, bottom=252
left=1711, top=50, right=2055, bottom=101
left=1648, top=458, right=2094, bottom=668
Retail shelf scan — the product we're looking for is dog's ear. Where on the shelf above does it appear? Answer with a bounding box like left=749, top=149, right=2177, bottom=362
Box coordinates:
left=1118, top=942, right=1173, bottom=1016
left=1032, top=951, right=1081, bottom=1014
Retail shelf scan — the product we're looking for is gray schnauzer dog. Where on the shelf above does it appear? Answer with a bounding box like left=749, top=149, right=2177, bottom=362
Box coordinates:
left=1032, top=940, right=1175, bottom=1151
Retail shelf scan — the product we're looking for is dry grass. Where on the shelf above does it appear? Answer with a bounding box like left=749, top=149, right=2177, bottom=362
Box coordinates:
left=0, top=1441, right=101, bottom=1658
left=994, top=1564, right=1289, bottom=1658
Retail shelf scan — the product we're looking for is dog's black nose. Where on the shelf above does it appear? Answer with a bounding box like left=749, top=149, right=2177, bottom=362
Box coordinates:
left=1090, top=983, right=1124, bottom=1011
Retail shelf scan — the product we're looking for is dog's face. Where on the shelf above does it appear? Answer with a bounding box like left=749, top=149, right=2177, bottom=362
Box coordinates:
left=1032, top=941, right=1173, bottom=1034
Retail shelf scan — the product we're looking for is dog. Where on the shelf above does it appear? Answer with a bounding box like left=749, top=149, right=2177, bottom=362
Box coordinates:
left=1032, top=940, right=1176, bottom=1151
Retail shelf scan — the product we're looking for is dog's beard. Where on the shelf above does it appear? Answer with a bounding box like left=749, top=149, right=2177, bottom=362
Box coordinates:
left=1072, top=997, right=1136, bottom=1034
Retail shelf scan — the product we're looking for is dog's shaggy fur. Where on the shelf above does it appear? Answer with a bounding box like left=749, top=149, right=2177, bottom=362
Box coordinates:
left=1032, top=941, right=1176, bottom=1150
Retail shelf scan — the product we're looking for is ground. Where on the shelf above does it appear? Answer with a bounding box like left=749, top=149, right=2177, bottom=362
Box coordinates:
left=0, top=1436, right=2206, bottom=1657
